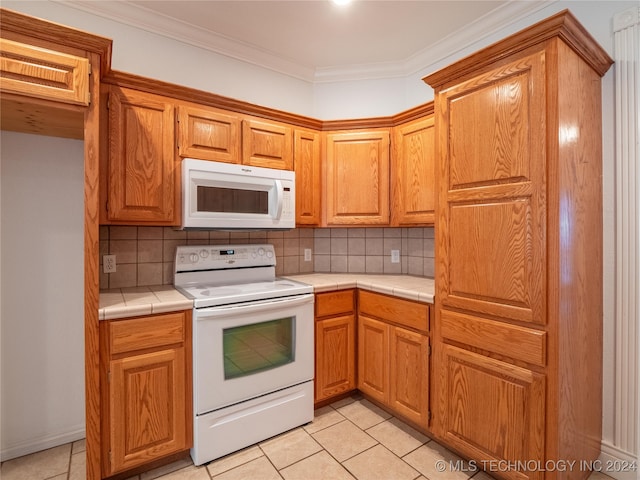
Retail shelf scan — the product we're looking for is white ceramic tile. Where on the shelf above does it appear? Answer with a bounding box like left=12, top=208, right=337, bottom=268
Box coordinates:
left=403, top=441, right=475, bottom=480
left=280, top=451, right=355, bottom=480
left=312, top=420, right=377, bottom=462
left=343, top=444, right=419, bottom=480
left=366, top=417, right=429, bottom=456
left=337, top=399, right=392, bottom=430
left=210, top=456, right=281, bottom=480
left=304, top=405, right=347, bottom=434
left=206, top=445, right=264, bottom=477
left=0, top=444, right=71, bottom=480
left=259, top=428, right=322, bottom=469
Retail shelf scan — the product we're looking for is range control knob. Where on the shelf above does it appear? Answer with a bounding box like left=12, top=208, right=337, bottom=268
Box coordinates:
left=258, top=247, right=265, bottom=256
left=199, top=249, right=209, bottom=259
left=189, top=253, right=199, bottom=263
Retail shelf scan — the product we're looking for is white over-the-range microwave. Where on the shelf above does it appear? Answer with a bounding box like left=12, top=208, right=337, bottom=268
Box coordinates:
left=181, top=158, right=296, bottom=230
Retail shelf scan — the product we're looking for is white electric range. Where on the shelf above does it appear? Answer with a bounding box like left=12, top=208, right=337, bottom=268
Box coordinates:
left=174, top=244, right=314, bottom=465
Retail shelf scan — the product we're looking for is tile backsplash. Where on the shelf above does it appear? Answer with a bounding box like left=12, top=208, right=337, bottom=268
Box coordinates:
left=99, top=226, right=434, bottom=290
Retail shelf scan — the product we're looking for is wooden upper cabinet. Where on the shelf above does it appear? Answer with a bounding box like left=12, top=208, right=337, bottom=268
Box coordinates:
left=242, top=118, right=293, bottom=170
left=105, top=86, right=179, bottom=225
left=0, top=37, right=90, bottom=106
left=177, top=105, right=241, bottom=163
left=436, top=52, right=547, bottom=326
left=391, top=115, right=435, bottom=225
left=294, top=128, right=322, bottom=226
left=325, top=130, right=390, bottom=225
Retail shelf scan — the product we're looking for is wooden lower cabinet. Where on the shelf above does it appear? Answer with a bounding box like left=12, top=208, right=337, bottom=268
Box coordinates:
left=100, top=311, right=192, bottom=477
left=439, top=345, right=545, bottom=480
left=389, top=326, right=430, bottom=426
left=314, top=290, right=356, bottom=403
left=357, top=291, right=430, bottom=427
left=357, top=315, right=389, bottom=404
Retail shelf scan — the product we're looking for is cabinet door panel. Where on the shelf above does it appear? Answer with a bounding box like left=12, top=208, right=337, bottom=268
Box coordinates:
left=437, top=52, right=546, bottom=326
left=325, top=130, right=390, bottom=225
left=316, top=290, right=354, bottom=318
left=357, top=315, right=389, bottom=404
left=447, top=64, right=537, bottom=190
left=391, top=116, right=435, bottom=225
left=107, top=87, right=177, bottom=223
left=242, top=119, right=293, bottom=170
left=177, top=106, right=240, bottom=163
left=294, top=128, right=321, bottom=225
left=315, top=315, right=356, bottom=402
left=442, top=345, right=545, bottom=480
left=446, top=198, right=543, bottom=324
left=0, top=37, right=89, bottom=106
left=110, top=348, right=187, bottom=473
left=389, top=327, right=429, bottom=427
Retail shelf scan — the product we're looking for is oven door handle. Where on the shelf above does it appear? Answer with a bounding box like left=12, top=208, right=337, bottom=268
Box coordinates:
left=197, top=293, right=313, bottom=317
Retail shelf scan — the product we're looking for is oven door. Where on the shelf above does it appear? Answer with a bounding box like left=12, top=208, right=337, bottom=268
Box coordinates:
left=193, top=293, right=314, bottom=415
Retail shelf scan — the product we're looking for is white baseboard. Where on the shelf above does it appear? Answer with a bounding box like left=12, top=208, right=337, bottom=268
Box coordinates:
left=0, top=426, right=86, bottom=462
left=598, top=441, right=639, bottom=480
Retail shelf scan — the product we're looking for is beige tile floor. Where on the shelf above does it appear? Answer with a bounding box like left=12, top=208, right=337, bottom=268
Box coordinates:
left=0, top=394, right=616, bottom=480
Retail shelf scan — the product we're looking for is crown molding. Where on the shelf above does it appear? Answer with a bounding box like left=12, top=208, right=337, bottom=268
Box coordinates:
left=55, top=0, right=555, bottom=84
left=53, top=0, right=317, bottom=82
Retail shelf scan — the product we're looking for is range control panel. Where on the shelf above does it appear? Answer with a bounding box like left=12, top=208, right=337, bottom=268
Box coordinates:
left=175, top=244, right=276, bottom=272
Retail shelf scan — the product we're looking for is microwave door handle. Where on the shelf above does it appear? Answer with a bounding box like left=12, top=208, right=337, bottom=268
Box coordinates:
left=274, top=179, right=284, bottom=219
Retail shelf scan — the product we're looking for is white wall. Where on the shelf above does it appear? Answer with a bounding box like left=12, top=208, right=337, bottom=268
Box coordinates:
left=0, top=132, right=85, bottom=460
left=1, top=1, right=316, bottom=116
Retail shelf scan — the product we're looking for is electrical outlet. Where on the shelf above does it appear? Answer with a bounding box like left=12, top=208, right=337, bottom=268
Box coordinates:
left=103, top=254, right=117, bottom=273
left=391, top=249, right=400, bottom=264
left=304, top=248, right=312, bottom=262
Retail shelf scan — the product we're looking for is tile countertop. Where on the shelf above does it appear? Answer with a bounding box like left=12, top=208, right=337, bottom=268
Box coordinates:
left=98, top=285, right=193, bottom=320
left=99, top=274, right=434, bottom=320
left=284, top=273, right=434, bottom=304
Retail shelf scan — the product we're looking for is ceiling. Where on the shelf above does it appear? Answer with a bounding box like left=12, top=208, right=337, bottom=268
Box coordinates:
left=58, top=0, right=553, bottom=82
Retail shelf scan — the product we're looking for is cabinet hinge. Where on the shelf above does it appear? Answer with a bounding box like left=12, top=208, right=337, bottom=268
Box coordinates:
left=88, top=63, right=92, bottom=75
left=428, top=410, right=432, bottom=421
left=107, top=370, right=111, bottom=383
left=87, top=91, right=91, bottom=105
left=428, top=344, right=432, bottom=356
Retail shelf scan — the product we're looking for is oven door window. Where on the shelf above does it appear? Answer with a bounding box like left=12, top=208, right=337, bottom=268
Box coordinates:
left=223, top=316, right=294, bottom=379
left=197, top=185, right=269, bottom=214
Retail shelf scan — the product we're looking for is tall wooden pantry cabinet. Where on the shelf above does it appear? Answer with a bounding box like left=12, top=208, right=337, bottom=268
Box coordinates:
left=423, top=10, right=613, bottom=480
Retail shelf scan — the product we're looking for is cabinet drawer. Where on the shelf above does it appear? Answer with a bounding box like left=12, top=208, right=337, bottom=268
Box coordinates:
left=0, top=38, right=89, bottom=106
left=110, top=311, right=186, bottom=355
left=441, top=309, right=546, bottom=367
left=358, top=290, right=429, bottom=332
left=315, top=290, right=355, bottom=318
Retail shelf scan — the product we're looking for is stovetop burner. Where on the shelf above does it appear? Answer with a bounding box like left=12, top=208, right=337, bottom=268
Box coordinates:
left=174, top=244, right=313, bottom=308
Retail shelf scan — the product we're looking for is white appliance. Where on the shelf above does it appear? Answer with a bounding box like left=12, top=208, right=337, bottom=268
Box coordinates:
left=174, top=244, right=314, bottom=465
left=181, top=159, right=296, bottom=230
